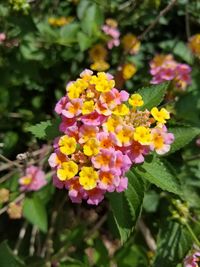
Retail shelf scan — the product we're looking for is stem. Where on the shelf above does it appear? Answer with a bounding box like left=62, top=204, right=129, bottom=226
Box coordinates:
left=185, top=222, right=200, bottom=247
left=138, top=218, right=157, bottom=252
left=138, top=0, right=177, bottom=41
left=14, top=221, right=28, bottom=255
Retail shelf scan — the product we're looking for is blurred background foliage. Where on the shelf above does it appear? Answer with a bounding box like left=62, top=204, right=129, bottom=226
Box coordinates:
left=0, top=0, right=200, bottom=266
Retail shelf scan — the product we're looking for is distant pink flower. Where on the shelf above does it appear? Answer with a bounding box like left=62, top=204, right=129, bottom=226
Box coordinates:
left=102, top=22, right=120, bottom=49
left=184, top=251, right=200, bottom=267
left=0, top=33, right=6, bottom=43
left=19, top=165, right=47, bottom=191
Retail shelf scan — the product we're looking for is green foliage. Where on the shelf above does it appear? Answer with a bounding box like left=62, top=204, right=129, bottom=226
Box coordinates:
left=137, top=82, right=169, bottom=110
left=27, top=120, right=52, bottom=139
left=153, top=221, right=192, bottom=267
left=168, top=127, right=200, bottom=154
left=109, top=170, right=144, bottom=243
left=23, top=195, right=48, bottom=232
left=135, top=155, right=181, bottom=195
left=0, top=241, right=25, bottom=267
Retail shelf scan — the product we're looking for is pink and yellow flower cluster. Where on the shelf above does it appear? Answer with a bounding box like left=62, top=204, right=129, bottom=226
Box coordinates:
left=49, top=69, right=174, bottom=205
left=150, top=54, right=191, bottom=91
left=102, top=19, right=120, bottom=49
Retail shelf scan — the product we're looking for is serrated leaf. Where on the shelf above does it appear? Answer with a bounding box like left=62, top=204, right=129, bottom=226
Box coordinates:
left=109, top=170, right=144, bottom=243
left=23, top=195, right=48, bottom=232
left=27, top=120, right=51, bottom=139
left=153, top=221, right=192, bottom=267
left=168, top=127, right=200, bottom=154
left=137, top=82, right=169, bottom=110
left=0, top=241, right=25, bottom=267
left=135, top=155, right=181, bottom=195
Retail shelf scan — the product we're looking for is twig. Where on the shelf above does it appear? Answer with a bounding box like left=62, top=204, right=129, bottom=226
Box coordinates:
left=87, top=213, right=107, bottom=238
left=0, top=193, right=25, bottom=216
left=14, top=221, right=28, bottom=255
left=29, top=226, right=38, bottom=256
left=185, top=2, right=191, bottom=40
left=138, top=218, right=157, bottom=252
left=41, top=195, right=67, bottom=258
left=138, top=0, right=177, bottom=41
left=0, top=170, right=17, bottom=184
left=0, top=154, right=21, bottom=169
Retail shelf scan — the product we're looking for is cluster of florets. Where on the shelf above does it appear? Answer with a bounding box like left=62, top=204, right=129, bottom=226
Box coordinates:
left=19, top=165, right=47, bottom=191
left=188, top=34, right=200, bottom=59
left=102, top=19, right=120, bottom=49
left=150, top=54, right=191, bottom=91
left=49, top=69, right=174, bottom=205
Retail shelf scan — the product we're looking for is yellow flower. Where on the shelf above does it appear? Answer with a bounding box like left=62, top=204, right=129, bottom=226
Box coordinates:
left=112, top=104, right=129, bottom=116
left=106, top=18, right=118, bottom=28
left=79, top=166, right=98, bottom=190
left=188, top=34, right=200, bottom=58
left=103, top=116, right=122, bottom=132
left=83, top=138, right=99, bottom=156
left=122, top=63, right=137, bottom=80
left=59, top=135, right=77, bottom=155
left=122, top=34, right=141, bottom=54
left=57, top=161, right=78, bottom=181
left=134, top=126, right=151, bottom=145
left=48, top=16, right=74, bottom=27
left=0, top=188, right=9, bottom=204
left=7, top=202, right=22, bottom=219
left=116, top=127, right=133, bottom=145
left=151, top=107, right=170, bottom=124
left=89, top=44, right=107, bottom=62
left=128, top=94, right=144, bottom=107
left=82, top=100, right=95, bottom=115
left=90, top=72, right=115, bottom=93
left=66, top=79, right=88, bottom=99
left=90, top=60, right=110, bottom=71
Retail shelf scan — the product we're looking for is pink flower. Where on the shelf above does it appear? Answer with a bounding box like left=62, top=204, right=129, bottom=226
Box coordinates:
left=184, top=251, right=200, bottom=267
left=125, top=141, right=149, bottom=164
left=150, top=126, right=174, bottom=155
left=19, top=165, right=47, bottom=191
left=81, top=112, right=107, bottom=126
left=86, top=188, right=105, bottom=205
left=0, top=33, right=6, bottom=43
left=116, top=177, right=128, bottom=192
left=59, top=116, right=77, bottom=134
left=55, top=96, right=68, bottom=114
left=92, top=148, right=115, bottom=171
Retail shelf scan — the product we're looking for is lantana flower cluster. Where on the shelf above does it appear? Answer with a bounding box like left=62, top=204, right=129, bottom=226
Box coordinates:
left=49, top=69, right=174, bottom=205
left=150, top=54, right=191, bottom=91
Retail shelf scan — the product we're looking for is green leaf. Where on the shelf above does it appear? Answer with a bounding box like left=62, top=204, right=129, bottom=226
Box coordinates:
left=59, top=23, right=80, bottom=45
left=168, top=127, right=200, bottom=154
left=153, top=221, right=192, bottom=267
left=27, top=120, right=51, bottom=139
left=81, top=4, right=104, bottom=36
left=45, top=117, right=61, bottom=140
left=173, top=41, right=194, bottom=64
left=109, top=170, right=144, bottom=243
left=137, top=82, right=169, bottom=110
left=135, top=155, right=181, bottom=195
left=77, top=32, right=93, bottom=51
left=0, top=241, right=25, bottom=267
left=77, top=0, right=90, bottom=19
left=23, top=195, right=48, bottom=232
